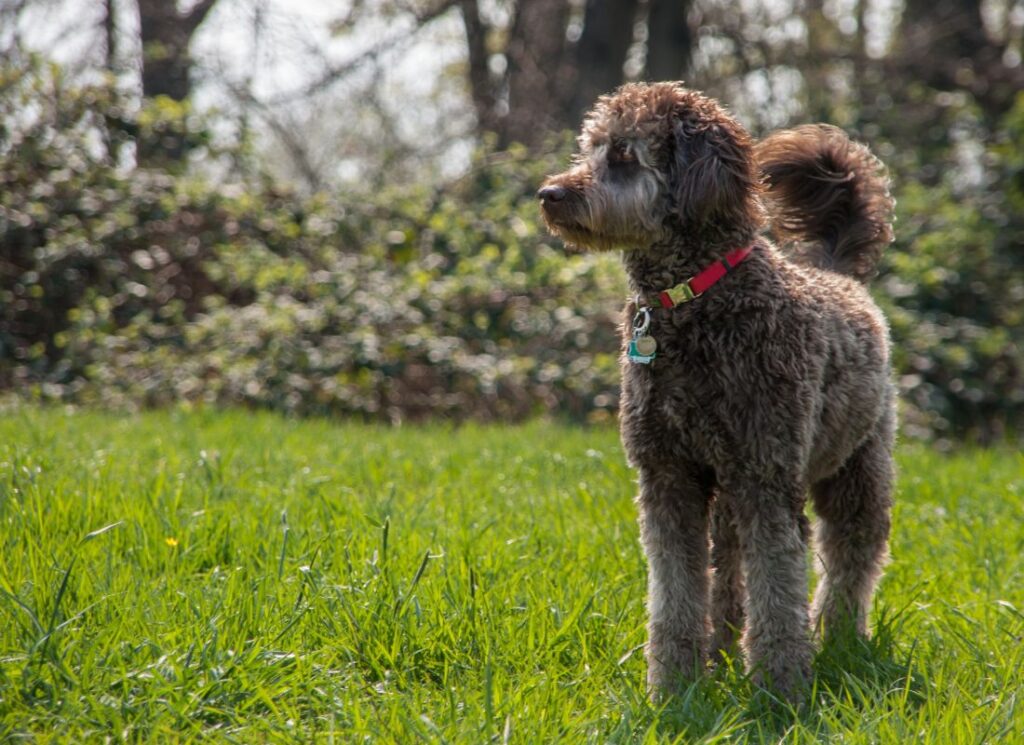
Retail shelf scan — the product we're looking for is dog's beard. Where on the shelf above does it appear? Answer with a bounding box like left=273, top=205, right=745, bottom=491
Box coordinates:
left=545, top=220, right=651, bottom=252
left=543, top=175, right=664, bottom=252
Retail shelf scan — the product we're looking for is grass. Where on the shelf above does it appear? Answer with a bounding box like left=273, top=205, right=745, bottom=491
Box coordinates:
left=0, top=408, right=1022, bottom=742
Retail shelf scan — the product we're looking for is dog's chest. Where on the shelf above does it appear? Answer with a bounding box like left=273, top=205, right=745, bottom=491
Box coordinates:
left=620, top=313, right=723, bottom=440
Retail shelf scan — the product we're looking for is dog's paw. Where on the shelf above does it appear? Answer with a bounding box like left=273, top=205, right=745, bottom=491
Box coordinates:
left=645, top=640, right=706, bottom=698
left=746, top=635, right=813, bottom=702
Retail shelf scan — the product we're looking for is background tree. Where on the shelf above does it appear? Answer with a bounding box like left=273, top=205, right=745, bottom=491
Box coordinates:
left=459, top=0, right=694, bottom=146
left=134, top=0, right=221, bottom=164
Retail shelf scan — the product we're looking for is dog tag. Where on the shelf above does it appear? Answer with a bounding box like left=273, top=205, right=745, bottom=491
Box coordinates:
left=627, top=339, right=655, bottom=364
left=635, top=335, right=657, bottom=356
left=628, top=306, right=657, bottom=364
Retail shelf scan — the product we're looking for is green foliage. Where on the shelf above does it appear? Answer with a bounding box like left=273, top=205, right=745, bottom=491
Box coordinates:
left=1, top=409, right=1023, bottom=741
left=876, top=92, right=1024, bottom=442
left=1, top=62, right=624, bottom=422
left=1, top=63, right=1022, bottom=439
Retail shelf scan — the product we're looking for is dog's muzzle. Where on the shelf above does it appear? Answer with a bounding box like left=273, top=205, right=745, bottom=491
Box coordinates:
left=537, top=185, right=567, bottom=204
left=537, top=184, right=580, bottom=226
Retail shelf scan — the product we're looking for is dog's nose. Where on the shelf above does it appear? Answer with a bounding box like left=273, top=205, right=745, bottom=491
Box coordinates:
left=537, top=185, right=567, bottom=203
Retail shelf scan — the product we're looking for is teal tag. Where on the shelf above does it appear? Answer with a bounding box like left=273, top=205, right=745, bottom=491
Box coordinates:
left=628, top=306, right=656, bottom=364
left=628, top=339, right=656, bottom=364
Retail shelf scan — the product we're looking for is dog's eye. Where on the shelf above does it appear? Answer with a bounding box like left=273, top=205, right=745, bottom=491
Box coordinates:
left=608, top=142, right=636, bottom=165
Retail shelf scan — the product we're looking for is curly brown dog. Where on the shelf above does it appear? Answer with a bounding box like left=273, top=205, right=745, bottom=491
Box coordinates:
left=538, top=82, right=896, bottom=699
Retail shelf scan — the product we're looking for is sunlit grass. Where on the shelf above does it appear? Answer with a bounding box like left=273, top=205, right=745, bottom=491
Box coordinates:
left=0, top=408, right=1021, bottom=742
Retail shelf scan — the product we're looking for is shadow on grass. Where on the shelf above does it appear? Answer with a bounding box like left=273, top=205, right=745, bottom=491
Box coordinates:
left=648, top=606, right=925, bottom=743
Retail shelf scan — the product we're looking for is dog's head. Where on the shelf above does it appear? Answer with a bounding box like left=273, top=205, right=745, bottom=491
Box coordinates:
left=538, top=82, right=761, bottom=251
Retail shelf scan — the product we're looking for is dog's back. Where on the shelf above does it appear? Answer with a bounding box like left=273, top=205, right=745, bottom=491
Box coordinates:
left=755, top=125, right=894, bottom=284
left=753, top=126, right=896, bottom=477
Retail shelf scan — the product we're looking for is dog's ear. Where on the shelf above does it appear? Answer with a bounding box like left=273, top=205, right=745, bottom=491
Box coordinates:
left=670, top=116, right=759, bottom=228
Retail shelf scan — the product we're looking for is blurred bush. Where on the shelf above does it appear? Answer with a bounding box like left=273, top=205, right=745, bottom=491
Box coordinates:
left=1, top=63, right=1021, bottom=439
left=876, top=92, right=1024, bottom=442
left=0, top=62, right=624, bottom=423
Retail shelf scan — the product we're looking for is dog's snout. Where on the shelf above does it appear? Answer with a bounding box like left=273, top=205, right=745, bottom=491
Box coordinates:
left=537, top=185, right=567, bottom=203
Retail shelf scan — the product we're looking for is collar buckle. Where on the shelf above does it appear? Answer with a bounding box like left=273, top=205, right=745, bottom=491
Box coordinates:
left=661, top=282, right=701, bottom=307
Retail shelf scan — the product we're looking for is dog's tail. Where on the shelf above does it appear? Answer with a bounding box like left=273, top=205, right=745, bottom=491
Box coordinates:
left=755, top=125, right=894, bottom=284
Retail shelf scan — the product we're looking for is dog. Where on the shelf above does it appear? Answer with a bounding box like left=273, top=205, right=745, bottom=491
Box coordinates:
left=538, top=82, right=896, bottom=698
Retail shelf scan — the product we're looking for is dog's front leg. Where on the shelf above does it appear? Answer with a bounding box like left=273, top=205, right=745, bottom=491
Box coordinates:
left=729, top=476, right=813, bottom=699
left=709, top=493, right=745, bottom=662
left=636, top=463, right=713, bottom=696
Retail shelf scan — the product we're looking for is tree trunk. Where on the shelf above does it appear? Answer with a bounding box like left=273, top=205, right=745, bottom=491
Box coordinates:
left=569, top=0, right=639, bottom=125
left=135, top=0, right=219, bottom=165
left=502, top=0, right=572, bottom=147
left=461, top=0, right=695, bottom=145
left=458, top=0, right=500, bottom=137
left=645, top=0, right=692, bottom=82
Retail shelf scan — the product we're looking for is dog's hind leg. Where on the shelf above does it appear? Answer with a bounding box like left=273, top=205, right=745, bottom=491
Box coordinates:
left=637, top=462, right=714, bottom=695
left=811, top=416, right=895, bottom=639
left=709, top=492, right=745, bottom=663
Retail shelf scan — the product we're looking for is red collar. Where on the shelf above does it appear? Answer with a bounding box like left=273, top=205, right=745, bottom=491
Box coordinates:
left=642, top=244, right=755, bottom=309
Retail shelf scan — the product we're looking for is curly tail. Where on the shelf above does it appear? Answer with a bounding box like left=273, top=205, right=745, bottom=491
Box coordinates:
left=755, top=124, right=894, bottom=283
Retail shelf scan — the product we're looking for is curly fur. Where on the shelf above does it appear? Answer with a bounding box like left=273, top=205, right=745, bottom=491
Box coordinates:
left=756, top=124, right=895, bottom=283
left=538, top=82, right=896, bottom=700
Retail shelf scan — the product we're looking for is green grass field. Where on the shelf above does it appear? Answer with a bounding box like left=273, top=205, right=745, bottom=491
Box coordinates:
left=1, top=409, right=1022, bottom=742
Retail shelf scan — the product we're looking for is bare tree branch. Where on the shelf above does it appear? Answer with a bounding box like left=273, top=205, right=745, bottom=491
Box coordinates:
left=268, top=0, right=461, bottom=106
left=0, top=0, right=31, bottom=55
left=184, top=0, right=220, bottom=34
left=102, top=0, right=116, bottom=71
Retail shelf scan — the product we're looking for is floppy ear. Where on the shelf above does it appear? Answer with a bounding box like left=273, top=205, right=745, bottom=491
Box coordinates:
left=671, top=117, right=759, bottom=228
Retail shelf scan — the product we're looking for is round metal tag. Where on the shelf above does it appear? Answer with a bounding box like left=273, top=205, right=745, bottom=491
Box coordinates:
left=634, top=336, right=657, bottom=356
